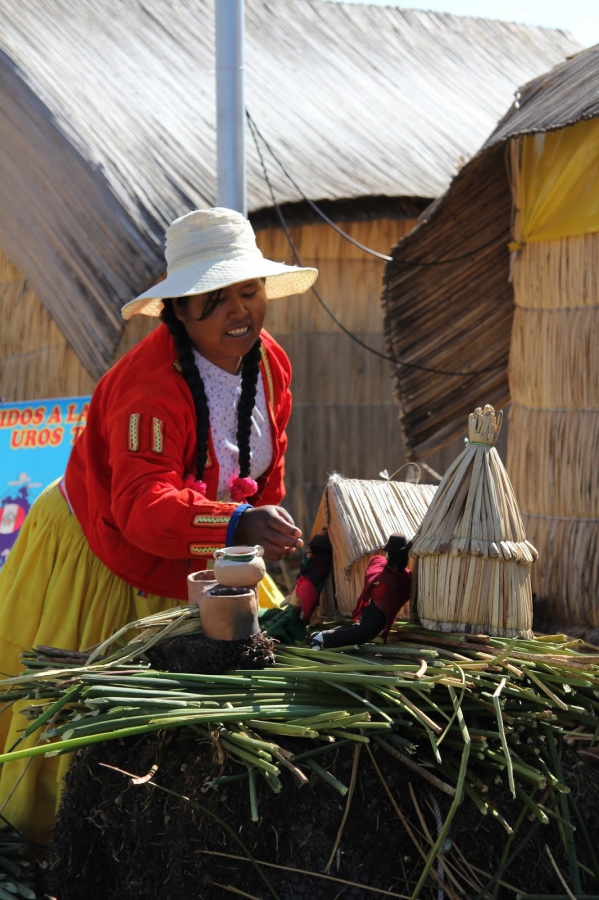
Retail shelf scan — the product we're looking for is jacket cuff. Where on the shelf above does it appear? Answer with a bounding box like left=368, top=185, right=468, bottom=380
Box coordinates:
left=226, top=504, right=253, bottom=547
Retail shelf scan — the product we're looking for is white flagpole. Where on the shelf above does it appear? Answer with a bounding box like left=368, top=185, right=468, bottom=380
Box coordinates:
left=215, top=0, right=246, bottom=215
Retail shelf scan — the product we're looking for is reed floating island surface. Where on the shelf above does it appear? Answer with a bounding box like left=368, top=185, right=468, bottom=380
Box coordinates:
left=1, top=606, right=599, bottom=899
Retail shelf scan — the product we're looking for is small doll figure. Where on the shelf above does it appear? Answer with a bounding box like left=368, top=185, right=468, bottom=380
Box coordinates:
left=310, top=534, right=411, bottom=649
left=284, top=533, right=333, bottom=622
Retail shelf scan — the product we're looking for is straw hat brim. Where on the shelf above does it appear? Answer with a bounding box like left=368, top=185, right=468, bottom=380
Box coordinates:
left=121, top=257, right=318, bottom=320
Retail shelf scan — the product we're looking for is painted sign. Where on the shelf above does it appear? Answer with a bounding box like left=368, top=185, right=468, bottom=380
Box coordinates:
left=0, top=396, right=91, bottom=567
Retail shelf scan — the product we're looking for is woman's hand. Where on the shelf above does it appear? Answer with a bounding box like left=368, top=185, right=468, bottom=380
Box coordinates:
left=234, top=506, right=303, bottom=560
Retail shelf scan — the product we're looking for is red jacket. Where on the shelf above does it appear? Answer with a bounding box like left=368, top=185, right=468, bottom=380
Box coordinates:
left=65, top=325, right=291, bottom=600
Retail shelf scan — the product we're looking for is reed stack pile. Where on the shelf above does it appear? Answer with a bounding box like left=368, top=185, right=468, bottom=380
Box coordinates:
left=312, top=474, right=437, bottom=615
left=412, top=405, right=536, bottom=637
left=3, top=613, right=599, bottom=900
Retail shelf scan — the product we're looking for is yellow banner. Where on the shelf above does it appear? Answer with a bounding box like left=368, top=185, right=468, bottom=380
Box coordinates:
left=520, top=117, right=599, bottom=243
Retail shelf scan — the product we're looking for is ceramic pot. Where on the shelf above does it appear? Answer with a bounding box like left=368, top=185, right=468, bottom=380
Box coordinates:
left=213, top=545, right=266, bottom=588
left=195, top=585, right=260, bottom=641
left=187, top=570, right=218, bottom=608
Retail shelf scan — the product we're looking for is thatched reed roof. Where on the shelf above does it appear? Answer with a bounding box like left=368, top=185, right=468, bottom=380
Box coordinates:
left=312, top=473, right=437, bottom=614
left=382, top=44, right=599, bottom=459
left=0, top=0, right=578, bottom=378
left=324, top=474, right=437, bottom=575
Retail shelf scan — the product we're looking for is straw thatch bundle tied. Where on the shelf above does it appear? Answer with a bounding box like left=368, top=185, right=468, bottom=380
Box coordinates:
left=411, top=405, right=537, bottom=638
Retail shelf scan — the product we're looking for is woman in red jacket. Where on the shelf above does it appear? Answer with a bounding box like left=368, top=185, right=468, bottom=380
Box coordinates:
left=0, top=207, right=317, bottom=842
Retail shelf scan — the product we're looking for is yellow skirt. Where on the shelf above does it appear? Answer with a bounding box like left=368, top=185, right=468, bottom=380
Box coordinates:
left=0, top=482, right=179, bottom=844
left=0, top=482, right=283, bottom=845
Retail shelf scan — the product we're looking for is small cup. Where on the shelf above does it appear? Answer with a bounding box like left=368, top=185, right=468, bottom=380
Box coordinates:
left=213, top=545, right=264, bottom=562
left=213, top=545, right=266, bottom=588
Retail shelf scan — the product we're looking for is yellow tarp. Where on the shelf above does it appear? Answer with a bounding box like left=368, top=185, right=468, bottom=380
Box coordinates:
left=520, top=117, right=599, bottom=243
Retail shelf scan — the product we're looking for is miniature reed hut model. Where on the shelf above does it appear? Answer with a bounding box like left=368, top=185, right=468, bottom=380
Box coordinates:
left=411, top=405, right=537, bottom=637
left=311, top=474, right=437, bottom=616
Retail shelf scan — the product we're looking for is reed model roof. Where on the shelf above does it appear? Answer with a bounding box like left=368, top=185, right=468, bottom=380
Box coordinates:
left=0, top=0, right=578, bottom=377
left=382, top=44, right=599, bottom=460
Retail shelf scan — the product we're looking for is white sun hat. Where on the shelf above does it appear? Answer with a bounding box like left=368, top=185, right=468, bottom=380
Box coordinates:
left=121, top=207, right=318, bottom=319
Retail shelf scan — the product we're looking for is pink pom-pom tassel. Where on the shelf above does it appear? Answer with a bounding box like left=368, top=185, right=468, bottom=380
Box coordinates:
left=183, top=474, right=207, bottom=495
left=230, top=475, right=258, bottom=502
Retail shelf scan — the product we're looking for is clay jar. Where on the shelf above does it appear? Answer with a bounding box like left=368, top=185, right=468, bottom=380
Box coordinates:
left=187, top=570, right=259, bottom=640
left=195, top=587, right=259, bottom=641
left=213, top=545, right=266, bottom=588
left=187, top=570, right=218, bottom=608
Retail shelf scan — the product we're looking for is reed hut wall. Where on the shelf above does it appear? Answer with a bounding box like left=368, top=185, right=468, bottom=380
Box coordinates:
left=0, top=0, right=580, bottom=383
left=0, top=250, right=95, bottom=401
left=381, top=47, right=599, bottom=464
left=0, top=248, right=159, bottom=402
left=382, top=47, right=599, bottom=633
left=506, top=196, right=599, bottom=627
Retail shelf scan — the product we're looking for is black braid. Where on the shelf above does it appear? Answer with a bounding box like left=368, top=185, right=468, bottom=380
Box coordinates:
left=160, top=299, right=210, bottom=479
left=161, top=298, right=263, bottom=483
left=236, top=338, right=262, bottom=478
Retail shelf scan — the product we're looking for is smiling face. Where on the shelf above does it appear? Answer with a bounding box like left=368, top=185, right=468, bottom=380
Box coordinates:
left=173, top=279, right=267, bottom=374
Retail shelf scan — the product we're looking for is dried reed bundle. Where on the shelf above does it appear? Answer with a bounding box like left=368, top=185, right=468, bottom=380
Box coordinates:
left=509, top=307, right=599, bottom=408
left=0, top=249, right=159, bottom=401
left=412, top=405, right=536, bottom=637
left=507, top=404, right=599, bottom=519
left=507, top=229, right=599, bottom=628
left=260, top=219, right=415, bottom=336
left=511, top=232, right=599, bottom=311
left=312, top=474, right=437, bottom=615
left=522, top=513, right=599, bottom=628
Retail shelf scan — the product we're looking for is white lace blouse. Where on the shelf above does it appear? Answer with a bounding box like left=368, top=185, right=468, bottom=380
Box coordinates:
left=193, top=349, right=273, bottom=501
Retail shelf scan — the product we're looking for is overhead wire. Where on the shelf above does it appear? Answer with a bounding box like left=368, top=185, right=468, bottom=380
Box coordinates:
left=247, top=110, right=507, bottom=268
left=246, top=110, right=507, bottom=378
left=247, top=110, right=393, bottom=262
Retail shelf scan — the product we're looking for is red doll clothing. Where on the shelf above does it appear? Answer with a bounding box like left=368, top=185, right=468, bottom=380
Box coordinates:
left=352, top=555, right=411, bottom=641
left=287, top=538, right=333, bottom=622
left=64, top=324, right=292, bottom=600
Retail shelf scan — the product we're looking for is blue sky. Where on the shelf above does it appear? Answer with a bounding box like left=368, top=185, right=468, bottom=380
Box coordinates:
left=325, top=0, right=599, bottom=47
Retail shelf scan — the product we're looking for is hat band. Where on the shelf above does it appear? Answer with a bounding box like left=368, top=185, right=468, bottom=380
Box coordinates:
left=167, top=248, right=265, bottom=275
